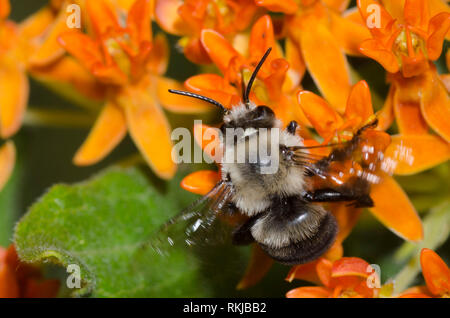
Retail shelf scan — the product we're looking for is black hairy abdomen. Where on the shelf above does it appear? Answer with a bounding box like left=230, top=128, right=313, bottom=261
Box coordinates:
left=259, top=212, right=337, bottom=265
left=231, top=196, right=338, bottom=265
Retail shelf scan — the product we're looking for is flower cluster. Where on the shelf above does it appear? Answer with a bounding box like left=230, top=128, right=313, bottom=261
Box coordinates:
left=0, top=0, right=449, bottom=298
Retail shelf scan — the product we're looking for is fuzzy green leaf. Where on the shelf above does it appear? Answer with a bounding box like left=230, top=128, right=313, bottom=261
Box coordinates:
left=13, top=167, right=211, bottom=297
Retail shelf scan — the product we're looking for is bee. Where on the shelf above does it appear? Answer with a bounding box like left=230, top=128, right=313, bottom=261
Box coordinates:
left=159, top=48, right=387, bottom=265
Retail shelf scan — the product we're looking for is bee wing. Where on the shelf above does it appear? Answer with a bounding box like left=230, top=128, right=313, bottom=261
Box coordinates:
left=289, top=131, right=396, bottom=186
left=148, top=180, right=236, bottom=253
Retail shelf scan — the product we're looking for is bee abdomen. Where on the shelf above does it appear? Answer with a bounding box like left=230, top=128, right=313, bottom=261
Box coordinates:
left=258, top=212, right=338, bottom=266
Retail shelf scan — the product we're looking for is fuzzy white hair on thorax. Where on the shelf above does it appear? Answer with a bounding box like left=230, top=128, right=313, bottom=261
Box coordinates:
left=223, top=102, right=257, bottom=124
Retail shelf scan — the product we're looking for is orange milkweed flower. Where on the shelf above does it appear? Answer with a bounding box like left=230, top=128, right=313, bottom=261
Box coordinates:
left=286, top=257, right=380, bottom=298
left=380, top=0, right=450, bottom=39
left=357, top=0, right=450, bottom=173
left=256, top=0, right=372, bottom=113
left=399, top=248, right=450, bottom=298
left=184, top=14, right=310, bottom=130
left=58, top=0, right=211, bottom=179
left=154, top=0, right=260, bottom=64
left=0, top=0, right=106, bottom=139
left=0, top=244, right=60, bottom=298
left=298, top=80, right=424, bottom=242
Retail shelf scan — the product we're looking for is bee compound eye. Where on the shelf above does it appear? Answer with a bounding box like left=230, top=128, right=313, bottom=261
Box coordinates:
left=287, top=121, right=298, bottom=135
left=255, top=105, right=275, bottom=119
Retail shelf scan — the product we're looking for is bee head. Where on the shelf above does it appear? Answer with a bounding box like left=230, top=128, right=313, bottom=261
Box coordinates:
left=167, top=48, right=274, bottom=130
left=220, top=104, right=276, bottom=133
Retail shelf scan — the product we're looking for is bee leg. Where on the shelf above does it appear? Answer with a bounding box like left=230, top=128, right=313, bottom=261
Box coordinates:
left=304, top=188, right=374, bottom=208
left=287, top=120, right=299, bottom=135
left=231, top=215, right=260, bottom=246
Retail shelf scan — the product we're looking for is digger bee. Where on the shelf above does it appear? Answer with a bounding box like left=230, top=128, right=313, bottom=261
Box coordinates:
left=158, top=48, right=385, bottom=265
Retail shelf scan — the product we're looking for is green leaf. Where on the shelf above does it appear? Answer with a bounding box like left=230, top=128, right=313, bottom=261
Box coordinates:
left=14, top=167, right=211, bottom=297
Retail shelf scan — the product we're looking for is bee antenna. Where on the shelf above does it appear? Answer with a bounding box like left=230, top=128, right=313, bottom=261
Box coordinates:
left=168, top=89, right=228, bottom=113
left=243, top=47, right=272, bottom=105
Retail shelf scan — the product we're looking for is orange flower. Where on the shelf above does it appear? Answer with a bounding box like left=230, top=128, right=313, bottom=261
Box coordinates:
left=185, top=14, right=309, bottom=130
left=0, top=244, right=59, bottom=298
left=357, top=0, right=450, bottom=156
left=0, top=0, right=104, bottom=139
left=259, top=0, right=372, bottom=112
left=298, top=80, right=423, bottom=242
left=154, top=0, right=260, bottom=64
left=58, top=0, right=210, bottom=179
left=399, top=248, right=450, bottom=298
left=286, top=257, right=380, bottom=298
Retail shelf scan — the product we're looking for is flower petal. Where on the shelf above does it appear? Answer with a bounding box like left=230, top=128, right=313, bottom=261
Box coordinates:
left=376, top=85, right=395, bottom=130
left=30, top=56, right=106, bottom=101
left=403, top=0, right=429, bottom=30
left=0, top=262, right=19, bottom=298
left=384, top=134, right=450, bottom=175
left=147, top=33, right=169, bottom=76
left=286, top=286, right=331, bottom=298
left=0, top=0, right=10, bottom=19
left=180, top=170, right=220, bottom=195
left=154, top=0, right=188, bottom=35
left=121, top=86, right=176, bottom=180
left=330, top=10, right=372, bottom=56
left=359, top=39, right=400, bottom=73
left=285, top=38, right=305, bottom=89
left=298, top=91, right=343, bottom=140
left=323, top=0, right=351, bottom=12
left=329, top=204, right=362, bottom=243
left=193, top=122, right=222, bottom=162
left=397, top=285, right=432, bottom=298
left=427, top=13, right=450, bottom=60
left=398, top=292, right=432, bottom=298
left=185, top=74, right=236, bottom=108
left=286, top=260, right=323, bottom=285
left=58, top=31, right=103, bottom=72
left=236, top=244, right=274, bottom=290
left=420, top=248, right=450, bottom=296
left=27, top=4, right=69, bottom=67
left=392, top=81, right=429, bottom=135
left=86, top=0, right=120, bottom=38
left=420, top=69, right=450, bottom=142
left=345, top=80, right=374, bottom=125
left=201, top=29, right=240, bottom=74
left=73, top=101, right=127, bottom=166
left=0, top=141, right=15, bottom=191
left=0, top=59, right=29, bottom=138
left=157, top=77, right=212, bottom=113
left=369, top=175, right=423, bottom=241
left=331, top=257, right=371, bottom=279
left=23, top=279, right=60, bottom=298
left=380, top=0, right=404, bottom=20
left=18, top=5, right=54, bottom=40
left=249, top=15, right=277, bottom=62
left=183, top=37, right=212, bottom=65
left=323, top=241, right=344, bottom=262
left=127, top=0, right=153, bottom=47
left=295, top=13, right=352, bottom=112
left=255, top=0, right=298, bottom=14
left=357, top=0, right=396, bottom=38
left=316, top=258, right=334, bottom=287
